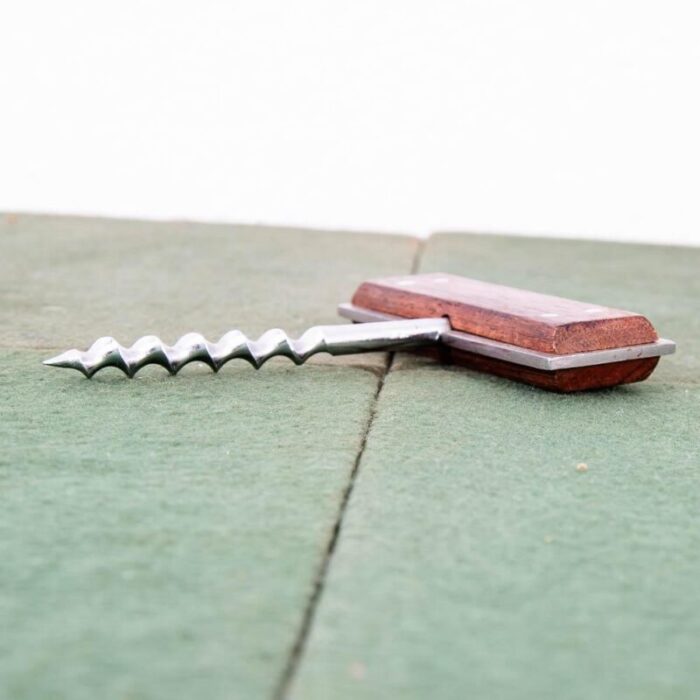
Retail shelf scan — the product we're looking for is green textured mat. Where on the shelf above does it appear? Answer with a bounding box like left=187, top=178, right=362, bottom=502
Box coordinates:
left=2, top=215, right=699, bottom=700
left=0, top=214, right=417, bottom=699
left=290, top=235, right=700, bottom=699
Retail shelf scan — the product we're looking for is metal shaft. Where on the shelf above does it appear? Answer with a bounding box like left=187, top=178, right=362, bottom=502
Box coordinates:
left=43, top=318, right=450, bottom=378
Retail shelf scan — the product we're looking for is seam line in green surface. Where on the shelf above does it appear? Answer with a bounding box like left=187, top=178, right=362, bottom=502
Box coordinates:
left=274, top=238, right=425, bottom=698
left=274, top=351, right=396, bottom=699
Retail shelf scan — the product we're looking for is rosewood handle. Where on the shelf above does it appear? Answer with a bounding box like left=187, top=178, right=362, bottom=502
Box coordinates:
left=351, top=273, right=667, bottom=392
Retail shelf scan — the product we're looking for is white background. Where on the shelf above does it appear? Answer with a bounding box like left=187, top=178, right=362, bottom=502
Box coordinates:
left=1, top=1, right=699, bottom=245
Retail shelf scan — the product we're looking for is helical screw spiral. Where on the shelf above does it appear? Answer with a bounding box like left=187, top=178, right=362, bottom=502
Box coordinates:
left=43, top=318, right=449, bottom=378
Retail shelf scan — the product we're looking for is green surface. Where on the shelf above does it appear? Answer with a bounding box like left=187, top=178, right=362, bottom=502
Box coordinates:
left=0, top=214, right=417, bottom=699
left=2, top=215, right=699, bottom=700
left=290, top=235, right=700, bottom=699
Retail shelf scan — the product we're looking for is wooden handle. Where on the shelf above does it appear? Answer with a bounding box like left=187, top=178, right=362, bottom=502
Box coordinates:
left=351, top=273, right=661, bottom=392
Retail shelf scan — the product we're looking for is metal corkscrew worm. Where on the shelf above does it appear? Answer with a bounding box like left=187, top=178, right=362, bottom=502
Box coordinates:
left=43, top=318, right=449, bottom=378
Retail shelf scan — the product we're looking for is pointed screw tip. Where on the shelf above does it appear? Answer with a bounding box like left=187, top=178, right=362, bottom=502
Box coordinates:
left=43, top=352, right=75, bottom=368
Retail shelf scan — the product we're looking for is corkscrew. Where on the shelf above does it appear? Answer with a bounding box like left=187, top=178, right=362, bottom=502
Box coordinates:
left=44, top=273, right=675, bottom=392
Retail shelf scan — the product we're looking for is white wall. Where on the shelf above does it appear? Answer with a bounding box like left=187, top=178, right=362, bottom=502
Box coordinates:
left=1, top=1, right=698, bottom=245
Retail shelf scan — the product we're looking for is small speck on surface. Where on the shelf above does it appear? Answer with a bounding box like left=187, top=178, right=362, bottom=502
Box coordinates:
left=576, top=462, right=589, bottom=472
left=348, top=661, right=366, bottom=680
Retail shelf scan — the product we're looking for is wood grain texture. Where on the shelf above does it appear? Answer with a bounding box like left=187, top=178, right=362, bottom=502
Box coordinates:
left=352, top=273, right=658, bottom=354
left=352, top=273, right=662, bottom=391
